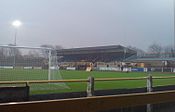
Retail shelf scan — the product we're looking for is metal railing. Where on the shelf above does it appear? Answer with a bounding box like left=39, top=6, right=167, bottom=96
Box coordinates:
left=1, top=75, right=175, bottom=96
left=1, top=75, right=175, bottom=112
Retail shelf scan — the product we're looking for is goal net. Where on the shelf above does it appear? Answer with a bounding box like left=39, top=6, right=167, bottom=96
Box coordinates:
left=0, top=45, right=68, bottom=91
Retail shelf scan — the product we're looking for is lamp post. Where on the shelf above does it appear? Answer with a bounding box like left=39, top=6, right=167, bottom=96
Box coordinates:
left=12, top=20, right=22, bottom=45
left=12, top=20, right=22, bottom=68
left=174, top=0, right=175, bottom=56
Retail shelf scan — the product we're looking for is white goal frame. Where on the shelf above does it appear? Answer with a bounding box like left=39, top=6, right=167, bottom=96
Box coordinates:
left=0, top=45, right=54, bottom=81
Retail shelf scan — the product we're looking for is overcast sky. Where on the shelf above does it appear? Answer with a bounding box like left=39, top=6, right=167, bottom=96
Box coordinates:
left=0, top=0, right=174, bottom=50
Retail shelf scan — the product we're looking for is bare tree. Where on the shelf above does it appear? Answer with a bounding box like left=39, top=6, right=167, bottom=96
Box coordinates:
left=7, top=44, right=22, bottom=57
left=40, top=44, right=63, bottom=58
left=127, top=46, right=145, bottom=57
left=161, top=45, right=175, bottom=58
left=55, top=45, right=63, bottom=50
left=40, top=44, right=63, bottom=50
left=40, top=44, right=54, bottom=58
left=40, top=44, right=54, bottom=49
left=28, top=50, right=40, bottom=57
left=148, top=43, right=162, bottom=57
left=0, top=48, right=4, bottom=58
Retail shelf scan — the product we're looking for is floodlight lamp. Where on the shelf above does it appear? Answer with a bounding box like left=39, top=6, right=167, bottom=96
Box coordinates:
left=12, top=20, right=22, bottom=28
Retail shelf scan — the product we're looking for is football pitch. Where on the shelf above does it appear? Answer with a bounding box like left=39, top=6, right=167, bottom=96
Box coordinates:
left=1, top=69, right=175, bottom=94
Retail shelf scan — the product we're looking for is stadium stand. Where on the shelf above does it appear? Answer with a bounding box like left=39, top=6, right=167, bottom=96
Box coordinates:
left=57, top=45, right=136, bottom=62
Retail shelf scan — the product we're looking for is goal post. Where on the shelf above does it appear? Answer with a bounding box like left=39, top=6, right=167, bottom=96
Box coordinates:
left=48, top=49, right=51, bottom=81
left=0, top=45, right=69, bottom=90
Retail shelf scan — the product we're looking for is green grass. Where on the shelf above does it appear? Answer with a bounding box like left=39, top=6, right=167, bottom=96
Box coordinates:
left=1, top=69, right=175, bottom=94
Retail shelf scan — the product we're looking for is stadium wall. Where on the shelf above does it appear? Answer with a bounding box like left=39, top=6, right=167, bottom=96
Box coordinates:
left=0, top=86, right=29, bottom=103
